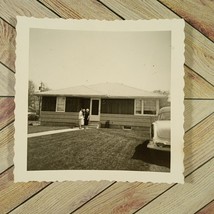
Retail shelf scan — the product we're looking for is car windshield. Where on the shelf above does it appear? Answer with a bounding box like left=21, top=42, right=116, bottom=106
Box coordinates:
left=158, top=112, right=170, bottom=120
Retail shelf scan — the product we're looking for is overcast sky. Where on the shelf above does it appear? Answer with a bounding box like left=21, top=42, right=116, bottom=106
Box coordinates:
left=29, top=29, right=171, bottom=92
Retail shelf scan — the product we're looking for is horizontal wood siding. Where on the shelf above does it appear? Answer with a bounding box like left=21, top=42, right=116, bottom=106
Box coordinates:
left=100, top=113, right=157, bottom=128
left=40, top=111, right=78, bottom=126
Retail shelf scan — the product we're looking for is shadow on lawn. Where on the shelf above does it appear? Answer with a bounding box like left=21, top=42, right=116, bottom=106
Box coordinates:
left=132, top=140, right=170, bottom=169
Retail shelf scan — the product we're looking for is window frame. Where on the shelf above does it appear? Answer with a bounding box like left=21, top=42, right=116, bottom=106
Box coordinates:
left=41, top=96, right=57, bottom=112
left=56, top=96, right=66, bottom=112
left=134, top=99, right=159, bottom=116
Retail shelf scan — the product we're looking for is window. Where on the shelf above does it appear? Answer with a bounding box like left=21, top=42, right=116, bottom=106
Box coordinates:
left=41, top=96, right=56, bottom=111
left=135, top=99, right=158, bottom=115
left=65, top=97, right=90, bottom=112
left=143, top=99, right=157, bottom=115
left=101, top=99, right=134, bottom=114
left=66, top=97, right=80, bottom=112
left=135, top=99, right=142, bottom=114
left=56, top=97, right=66, bottom=112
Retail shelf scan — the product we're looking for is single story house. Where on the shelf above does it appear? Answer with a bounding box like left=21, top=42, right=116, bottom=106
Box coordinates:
left=36, top=83, right=169, bottom=130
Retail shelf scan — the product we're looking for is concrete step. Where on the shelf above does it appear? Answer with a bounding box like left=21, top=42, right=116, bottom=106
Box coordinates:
left=87, top=122, right=100, bottom=129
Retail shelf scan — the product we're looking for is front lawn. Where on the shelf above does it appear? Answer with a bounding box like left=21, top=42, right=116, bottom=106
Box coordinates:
left=27, top=128, right=169, bottom=172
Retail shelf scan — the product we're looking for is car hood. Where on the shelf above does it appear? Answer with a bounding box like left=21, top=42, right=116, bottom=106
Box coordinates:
left=155, top=120, right=170, bottom=140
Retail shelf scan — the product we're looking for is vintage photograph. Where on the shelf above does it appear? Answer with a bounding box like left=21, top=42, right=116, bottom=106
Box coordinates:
left=15, top=18, right=184, bottom=183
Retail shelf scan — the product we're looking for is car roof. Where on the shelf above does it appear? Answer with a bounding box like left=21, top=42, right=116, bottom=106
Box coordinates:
left=158, top=106, right=170, bottom=114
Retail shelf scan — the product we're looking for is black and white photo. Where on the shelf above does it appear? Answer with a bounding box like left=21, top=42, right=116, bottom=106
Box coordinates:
left=15, top=18, right=185, bottom=183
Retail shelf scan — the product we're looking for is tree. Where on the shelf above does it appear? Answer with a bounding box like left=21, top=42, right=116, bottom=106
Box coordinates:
left=28, top=80, right=36, bottom=110
left=39, top=82, right=50, bottom=92
left=153, top=90, right=170, bottom=108
left=28, top=81, right=51, bottom=113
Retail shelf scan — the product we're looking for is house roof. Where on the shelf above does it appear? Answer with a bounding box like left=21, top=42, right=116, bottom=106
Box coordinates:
left=36, top=82, right=165, bottom=98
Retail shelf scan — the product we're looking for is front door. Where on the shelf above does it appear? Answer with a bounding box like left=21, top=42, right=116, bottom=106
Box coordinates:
left=90, top=98, right=101, bottom=121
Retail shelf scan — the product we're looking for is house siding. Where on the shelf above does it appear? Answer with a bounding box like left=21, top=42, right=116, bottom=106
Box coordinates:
left=39, top=96, right=165, bottom=128
left=100, top=113, right=157, bottom=130
left=40, top=111, right=78, bottom=126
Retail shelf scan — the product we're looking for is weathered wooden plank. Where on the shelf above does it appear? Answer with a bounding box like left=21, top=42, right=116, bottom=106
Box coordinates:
left=0, top=98, right=14, bottom=130
left=0, top=167, right=50, bottom=214
left=0, top=1, right=213, bottom=213
left=184, top=66, right=214, bottom=99
left=136, top=158, right=214, bottom=214
left=0, top=18, right=16, bottom=71
left=196, top=200, right=214, bottom=214
left=0, top=63, right=15, bottom=96
left=184, top=100, right=214, bottom=131
left=40, top=0, right=120, bottom=20
left=159, top=0, right=214, bottom=41
left=74, top=182, right=171, bottom=214
left=0, top=0, right=59, bottom=26
left=0, top=123, right=14, bottom=174
left=11, top=181, right=114, bottom=214
left=184, top=113, right=214, bottom=176
left=100, top=0, right=214, bottom=86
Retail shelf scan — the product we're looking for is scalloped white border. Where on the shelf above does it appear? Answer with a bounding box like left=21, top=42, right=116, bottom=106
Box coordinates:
left=14, top=17, right=185, bottom=183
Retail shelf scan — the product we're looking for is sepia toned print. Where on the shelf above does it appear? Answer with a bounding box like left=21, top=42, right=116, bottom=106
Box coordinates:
left=15, top=17, right=184, bottom=183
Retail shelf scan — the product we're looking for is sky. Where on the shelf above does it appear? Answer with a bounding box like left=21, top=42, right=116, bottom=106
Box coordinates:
left=29, top=28, right=171, bottom=92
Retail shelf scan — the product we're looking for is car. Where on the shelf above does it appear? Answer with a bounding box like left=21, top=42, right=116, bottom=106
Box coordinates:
left=147, top=106, right=171, bottom=152
left=28, top=111, right=39, bottom=125
left=28, top=111, right=39, bottom=120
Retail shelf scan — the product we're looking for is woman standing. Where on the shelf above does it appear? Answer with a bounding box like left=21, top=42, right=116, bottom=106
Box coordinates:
left=78, top=108, right=84, bottom=129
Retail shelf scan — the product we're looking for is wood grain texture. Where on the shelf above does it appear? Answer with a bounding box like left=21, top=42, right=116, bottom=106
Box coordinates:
left=0, top=0, right=59, bottom=26
left=184, top=113, right=214, bottom=176
left=74, top=182, right=171, bottom=214
left=136, top=158, right=214, bottom=214
left=159, top=0, right=214, bottom=41
left=40, top=0, right=120, bottom=20
left=11, top=181, right=114, bottom=214
left=184, top=100, right=214, bottom=131
left=100, top=0, right=214, bottom=85
left=184, top=66, right=214, bottom=99
left=0, top=123, right=14, bottom=174
left=0, top=63, right=15, bottom=96
left=0, top=0, right=214, bottom=213
left=0, top=98, right=14, bottom=130
left=196, top=200, right=214, bottom=214
left=0, top=18, right=16, bottom=71
left=0, top=167, right=50, bottom=214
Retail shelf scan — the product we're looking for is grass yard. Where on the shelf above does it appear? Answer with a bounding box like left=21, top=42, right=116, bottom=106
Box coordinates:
left=27, top=128, right=170, bottom=172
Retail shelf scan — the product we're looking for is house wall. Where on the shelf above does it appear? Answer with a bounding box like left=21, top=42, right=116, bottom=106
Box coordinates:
left=100, top=113, right=157, bottom=131
left=40, top=111, right=78, bottom=127
left=40, top=96, right=164, bottom=128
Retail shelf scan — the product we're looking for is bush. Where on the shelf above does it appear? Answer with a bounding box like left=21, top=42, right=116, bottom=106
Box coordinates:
left=28, top=113, right=39, bottom=121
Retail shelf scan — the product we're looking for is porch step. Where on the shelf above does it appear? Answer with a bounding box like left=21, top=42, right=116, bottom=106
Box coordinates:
left=87, top=122, right=100, bottom=129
